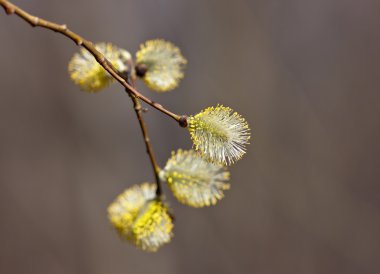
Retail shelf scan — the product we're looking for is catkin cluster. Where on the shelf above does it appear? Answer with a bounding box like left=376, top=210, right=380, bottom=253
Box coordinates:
left=68, top=39, right=251, bottom=252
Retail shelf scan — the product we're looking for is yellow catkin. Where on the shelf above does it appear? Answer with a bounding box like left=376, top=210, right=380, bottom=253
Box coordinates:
left=107, top=183, right=173, bottom=252
left=188, top=105, right=251, bottom=165
left=161, top=149, right=230, bottom=207
left=68, top=42, right=131, bottom=92
left=136, top=39, right=187, bottom=92
left=132, top=201, right=173, bottom=252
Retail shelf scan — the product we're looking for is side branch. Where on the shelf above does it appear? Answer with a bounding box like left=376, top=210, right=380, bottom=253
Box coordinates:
left=0, top=0, right=183, bottom=124
left=129, top=92, right=163, bottom=197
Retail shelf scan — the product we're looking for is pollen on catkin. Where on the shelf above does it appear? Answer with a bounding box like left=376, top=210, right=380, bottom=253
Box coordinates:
left=68, top=42, right=131, bottom=92
left=135, top=39, right=187, bottom=92
left=188, top=105, right=251, bottom=165
left=107, top=183, right=173, bottom=252
left=160, top=149, right=230, bottom=207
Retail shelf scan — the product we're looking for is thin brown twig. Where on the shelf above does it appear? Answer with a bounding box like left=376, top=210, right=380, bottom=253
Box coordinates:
left=0, top=0, right=183, bottom=124
left=129, top=92, right=163, bottom=197
left=127, top=72, right=162, bottom=197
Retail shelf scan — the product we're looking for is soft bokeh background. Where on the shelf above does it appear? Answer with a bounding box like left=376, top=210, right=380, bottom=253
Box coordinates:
left=1, top=0, right=380, bottom=273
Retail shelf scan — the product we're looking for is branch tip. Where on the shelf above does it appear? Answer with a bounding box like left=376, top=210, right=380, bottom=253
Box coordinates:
left=179, top=115, right=188, bottom=128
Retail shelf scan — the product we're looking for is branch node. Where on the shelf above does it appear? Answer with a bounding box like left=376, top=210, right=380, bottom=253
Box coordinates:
left=32, top=16, right=39, bottom=26
left=98, top=55, right=105, bottom=63
left=61, top=24, right=67, bottom=31
left=153, top=102, right=162, bottom=108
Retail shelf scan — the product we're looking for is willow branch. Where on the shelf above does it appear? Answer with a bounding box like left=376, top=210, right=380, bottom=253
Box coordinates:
left=126, top=72, right=162, bottom=197
left=128, top=91, right=162, bottom=197
left=0, top=0, right=184, bottom=125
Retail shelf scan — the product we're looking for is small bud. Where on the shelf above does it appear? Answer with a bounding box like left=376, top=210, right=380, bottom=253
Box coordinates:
left=135, top=63, right=148, bottom=77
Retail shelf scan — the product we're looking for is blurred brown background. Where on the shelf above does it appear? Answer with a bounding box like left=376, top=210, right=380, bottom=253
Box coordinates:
left=1, top=0, right=380, bottom=273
